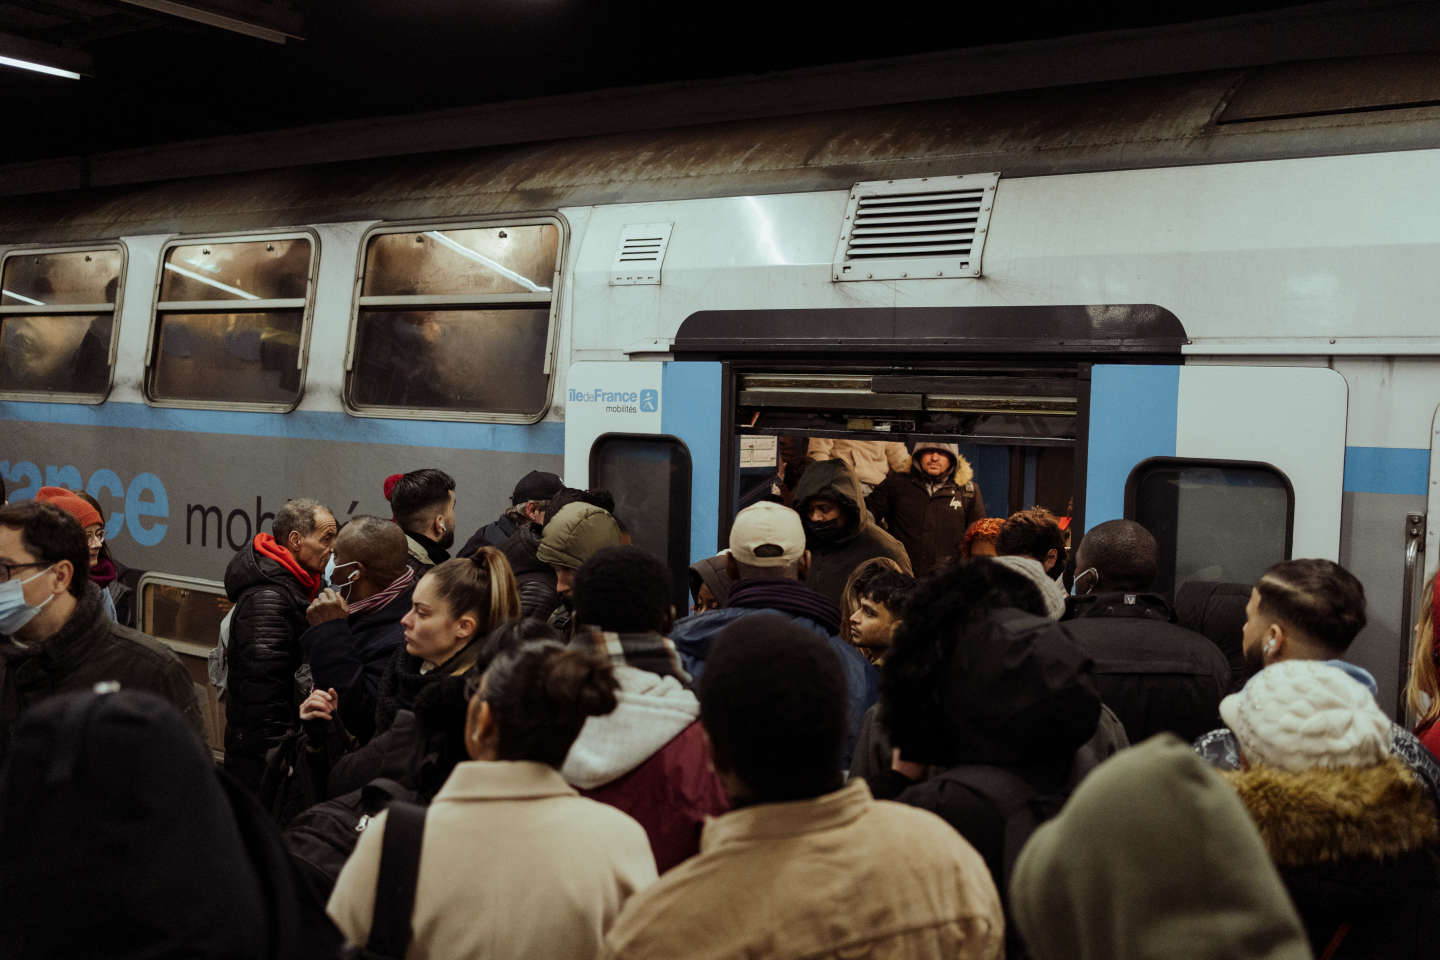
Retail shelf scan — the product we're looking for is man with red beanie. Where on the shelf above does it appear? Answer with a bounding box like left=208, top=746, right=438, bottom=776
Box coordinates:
left=223, top=497, right=335, bottom=790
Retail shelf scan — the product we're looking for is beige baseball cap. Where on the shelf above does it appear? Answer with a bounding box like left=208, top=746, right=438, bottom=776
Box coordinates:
left=729, top=501, right=806, bottom=567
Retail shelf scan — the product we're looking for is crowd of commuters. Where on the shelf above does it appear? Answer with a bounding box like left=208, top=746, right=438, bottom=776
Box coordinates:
left=1, top=448, right=1440, bottom=959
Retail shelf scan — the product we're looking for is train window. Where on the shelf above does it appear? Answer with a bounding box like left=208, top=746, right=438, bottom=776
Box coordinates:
left=590, top=433, right=693, bottom=616
left=0, top=245, right=124, bottom=401
left=1124, top=457, right=1294, bottom=598
left=346, top=219, right=562, bottom=422
left=146, top=234, right=316, bottom=410
left=136, top=572, right=234, bottom=758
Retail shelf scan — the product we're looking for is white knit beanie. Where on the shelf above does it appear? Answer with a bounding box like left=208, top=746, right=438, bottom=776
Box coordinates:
left=989, top=554, right=1068, bottom=620
left=1219, top=660, right=1392, bottom=772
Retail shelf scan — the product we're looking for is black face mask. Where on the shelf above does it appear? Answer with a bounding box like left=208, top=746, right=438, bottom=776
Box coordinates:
left=807, top=518, right=846, bottom=544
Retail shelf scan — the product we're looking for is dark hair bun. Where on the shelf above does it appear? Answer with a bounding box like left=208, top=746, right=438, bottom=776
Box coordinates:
left=542, top=649, right=619, bottom=718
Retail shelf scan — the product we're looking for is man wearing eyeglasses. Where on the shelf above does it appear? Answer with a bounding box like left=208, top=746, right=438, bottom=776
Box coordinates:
left=0, top=501, right=203, bottom=763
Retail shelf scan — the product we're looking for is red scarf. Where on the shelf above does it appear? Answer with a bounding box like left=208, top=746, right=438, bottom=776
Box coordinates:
left=253, top=533, right=323, bottom=599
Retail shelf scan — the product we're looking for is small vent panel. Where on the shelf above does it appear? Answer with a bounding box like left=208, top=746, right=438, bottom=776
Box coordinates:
left=833, top=173, right=998, bottom=281
left=610, top=222, right=674, bottom=286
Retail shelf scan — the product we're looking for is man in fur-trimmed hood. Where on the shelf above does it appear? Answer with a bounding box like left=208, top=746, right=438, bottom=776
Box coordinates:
left=1220, top=660, right=1440, bottom=958
left=868, top=441, right=986, bottom=577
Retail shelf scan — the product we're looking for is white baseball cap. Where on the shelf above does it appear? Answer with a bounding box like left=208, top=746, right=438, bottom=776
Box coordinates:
left=729, top=502, right=806, bottom=567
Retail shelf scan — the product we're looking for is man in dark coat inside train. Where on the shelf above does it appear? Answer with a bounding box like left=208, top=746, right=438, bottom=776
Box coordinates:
left=224, top=497, right=335, bottom=790
left=791, top=458, right=912, bottom=608
left=868, top=441, right=986, bottom=577
left=1061, top=519, right=1230, bottom=743
left=0, top=501, right=203, bottom=764
left=300, top=515, right=415, bottom=747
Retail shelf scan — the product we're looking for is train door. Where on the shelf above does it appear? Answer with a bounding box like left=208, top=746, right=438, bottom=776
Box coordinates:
left=563, top=360, right=723, bottom=615
left=1086, top=361, right=1347, bottom=602
left=726, top=364, right=1084, bottom=579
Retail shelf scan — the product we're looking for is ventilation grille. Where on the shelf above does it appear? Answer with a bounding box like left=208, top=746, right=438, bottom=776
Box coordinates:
left=833, top=173, right=998, bottom=281
left=610, top=222, right=674, bottom=285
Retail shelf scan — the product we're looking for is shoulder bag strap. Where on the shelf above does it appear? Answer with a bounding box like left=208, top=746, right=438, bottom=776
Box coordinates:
left=364, top=801, right=428, bottom=959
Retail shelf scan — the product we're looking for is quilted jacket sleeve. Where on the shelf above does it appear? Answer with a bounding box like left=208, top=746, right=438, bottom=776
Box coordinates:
left=225, top=585, right=303, bottom=757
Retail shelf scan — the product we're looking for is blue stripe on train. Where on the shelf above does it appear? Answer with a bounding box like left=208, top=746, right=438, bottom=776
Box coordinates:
left=1343, top=446, right=1430, bottom=497
left=0, top=401, right=565, bottom=455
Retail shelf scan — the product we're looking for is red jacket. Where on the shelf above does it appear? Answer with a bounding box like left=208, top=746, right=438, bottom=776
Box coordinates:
left=579, top=719, right=729, bottom=873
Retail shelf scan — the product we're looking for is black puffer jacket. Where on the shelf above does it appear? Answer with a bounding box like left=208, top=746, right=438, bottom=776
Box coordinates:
left=223, top=543, right=313, bottom=789
left=501, top=523, right=558, bottom=621
left=792, top=458, right=912, bottom=608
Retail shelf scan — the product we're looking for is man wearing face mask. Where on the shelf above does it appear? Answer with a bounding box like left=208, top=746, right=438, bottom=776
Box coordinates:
left=224, top=497, right=336, bottom=791
left=385, top=469, right=457, bottom=574
left=0, top=502, right=202, bottom=763
left=789, top=458, right=911, bottom=609
left=1060, top=519, right=1229, bottom=743
left=301, top=517, right=415, bottom=746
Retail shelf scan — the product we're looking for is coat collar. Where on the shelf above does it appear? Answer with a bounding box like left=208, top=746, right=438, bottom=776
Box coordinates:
left=1225, top=757, right=1440, bottom=866
left=701, top=778, right=870, bottom=851
left=0, top=581, right=109, bottom=676
left=434, top=760, right=579, bottom=802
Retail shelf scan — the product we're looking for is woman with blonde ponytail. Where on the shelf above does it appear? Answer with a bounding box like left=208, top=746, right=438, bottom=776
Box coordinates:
left=1406, top=572, right=1440, bottom=758
left=299, top=546, right=526, bottom=802
left=329, top=640, right=657, bottom=958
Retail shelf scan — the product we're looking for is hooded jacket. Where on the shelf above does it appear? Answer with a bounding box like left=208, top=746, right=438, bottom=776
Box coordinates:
left=0, top=691, right=339, bottom=960
left=0, top=582, right=203, bottom=765
left=538, top=502, right=623, bottom=571
left=1010, top=734, right=1312, bottom=960
left=1225, top=757, right=1440, bottom=958
left=1062, top=591, right=1230, bottom=743
left=869, top=441, right=986, bottom=576
left=896, top=608, right=1102, bottom=921
left=562, top=660, right=729, bottom=872
left=804, top=438, right=910, bottom=487
left=792, top=458, right=912, bottom=608
left=224, top=536, right=319, bottom=787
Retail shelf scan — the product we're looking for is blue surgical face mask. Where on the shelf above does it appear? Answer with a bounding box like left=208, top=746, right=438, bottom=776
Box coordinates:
left=327, top=560, right=360, bottom=600
left=0, top=565, right=56, bottom=635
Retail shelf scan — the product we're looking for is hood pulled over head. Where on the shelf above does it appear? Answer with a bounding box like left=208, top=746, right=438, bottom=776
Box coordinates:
left=791, top=458, right=869, bottom=545
left=941, top=607, right=1101, bottom=768
left=1011, top=734, right=1312, bottom=960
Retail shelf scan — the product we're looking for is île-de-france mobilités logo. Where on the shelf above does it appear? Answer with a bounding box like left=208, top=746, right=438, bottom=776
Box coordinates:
left=639, top=389, right=659, bottom=412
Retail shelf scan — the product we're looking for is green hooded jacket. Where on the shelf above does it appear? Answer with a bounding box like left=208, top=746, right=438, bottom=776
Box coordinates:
left=536, top=502, right=623, bottom=571
left=1010, top=735, right=1313, bottom=960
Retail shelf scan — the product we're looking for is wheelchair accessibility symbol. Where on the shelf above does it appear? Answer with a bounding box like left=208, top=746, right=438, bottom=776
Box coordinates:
left=639, top=389, right=659, bottom=413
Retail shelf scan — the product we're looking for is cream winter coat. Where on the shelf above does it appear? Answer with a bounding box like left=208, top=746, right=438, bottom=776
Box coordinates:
left=329, top=760, right=656, bottom=959
left=806, top=439, right=910, bottom=487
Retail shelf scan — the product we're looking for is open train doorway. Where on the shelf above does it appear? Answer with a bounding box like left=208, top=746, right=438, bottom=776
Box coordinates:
left=724, top=364, right=1085, bottom=580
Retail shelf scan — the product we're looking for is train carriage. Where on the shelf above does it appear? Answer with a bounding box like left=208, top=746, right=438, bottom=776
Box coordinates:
left=3, top=53, right=1439, bottom=752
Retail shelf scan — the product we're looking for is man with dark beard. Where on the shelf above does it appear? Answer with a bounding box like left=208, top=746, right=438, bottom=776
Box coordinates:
left=386, top=468, right=456, bottom=574
left=1194, top=558, right=1440, bottom=811
left=790, top=459, right=911, bottom=609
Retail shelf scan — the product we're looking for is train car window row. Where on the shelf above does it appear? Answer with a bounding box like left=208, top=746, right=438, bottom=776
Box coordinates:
left=145, top=234, right=318, bottom=410
left=0, top=245, right=125, bottom=402
left=344, top=220, right=562, bottom=422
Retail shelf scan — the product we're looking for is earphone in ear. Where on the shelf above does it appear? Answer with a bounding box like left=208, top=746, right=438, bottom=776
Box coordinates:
left=1265, top=639, right=1276, bottom=653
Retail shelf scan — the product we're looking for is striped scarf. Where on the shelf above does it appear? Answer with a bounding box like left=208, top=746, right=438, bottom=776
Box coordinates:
left=348, top=566, right=416, bottom=616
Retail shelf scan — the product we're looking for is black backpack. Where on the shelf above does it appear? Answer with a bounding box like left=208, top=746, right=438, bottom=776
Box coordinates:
left=930, top=764, right=1069, bottom=892
left=282, top=776, right=419, bottom=904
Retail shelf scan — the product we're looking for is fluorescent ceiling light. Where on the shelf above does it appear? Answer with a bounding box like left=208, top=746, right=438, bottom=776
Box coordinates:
left=1, top=288, right=47, bottom=305
left=164, top=263, right=259, bottom=300
left=0, top=55, right=81, bottom=80
left=426, top=232, right=551, bottom=293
